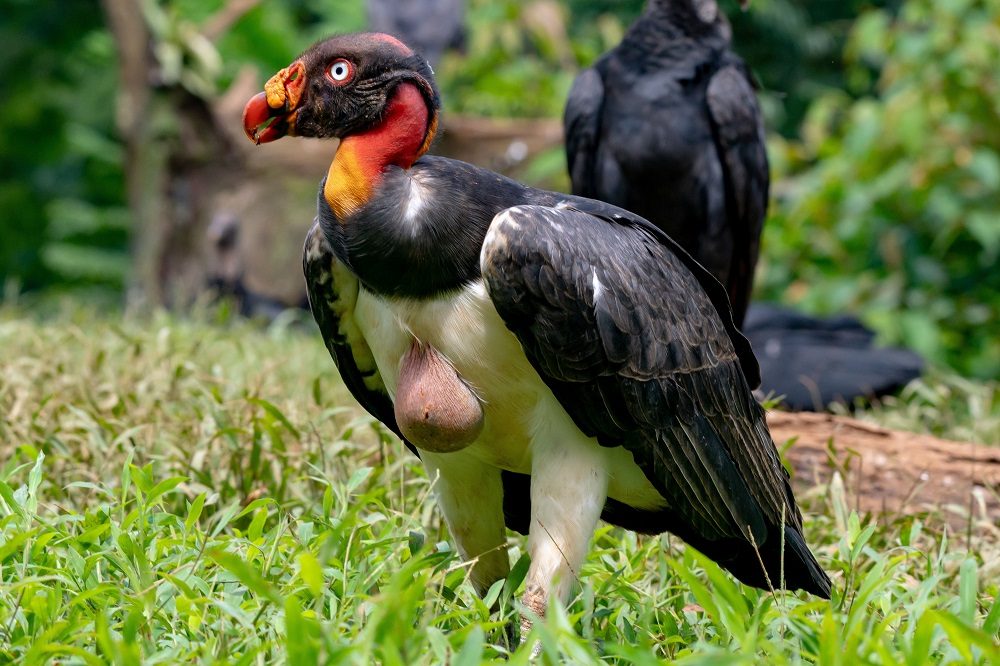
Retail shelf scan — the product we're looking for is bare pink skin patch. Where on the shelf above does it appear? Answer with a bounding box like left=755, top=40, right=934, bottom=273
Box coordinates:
left=371, top=32, right=414, bottom=56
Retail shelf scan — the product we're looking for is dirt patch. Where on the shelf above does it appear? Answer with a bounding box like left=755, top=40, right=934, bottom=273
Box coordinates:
left=772, top=412, right=1000, bottom=524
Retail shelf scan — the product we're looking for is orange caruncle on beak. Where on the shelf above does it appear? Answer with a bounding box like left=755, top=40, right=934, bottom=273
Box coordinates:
left=243, top=61, right=306, bottom=144
left=264, top=61, right=306, bottom=110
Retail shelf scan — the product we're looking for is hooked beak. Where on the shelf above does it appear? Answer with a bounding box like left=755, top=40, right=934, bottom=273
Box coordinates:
left=243, top=61, right=306, bottom=144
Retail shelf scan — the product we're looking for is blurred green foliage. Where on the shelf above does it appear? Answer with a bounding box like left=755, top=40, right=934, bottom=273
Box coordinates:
left=0, top=0, right=128, bottom=293
left=758, top=0, right=1000, bottom=378
left=726, top=0, right=904, bottom=136
left=0, top=0, right=997, bottom=378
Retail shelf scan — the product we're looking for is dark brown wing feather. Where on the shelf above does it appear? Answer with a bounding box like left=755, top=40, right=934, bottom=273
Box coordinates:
left=482, top=204, right=830, bottom=597
left=563, top=67, right=605, bottom=200
left=302, top=222, right=414, bottom=452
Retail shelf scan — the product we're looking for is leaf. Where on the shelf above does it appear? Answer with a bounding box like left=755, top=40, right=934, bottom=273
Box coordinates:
left=210, top=549, right=281, bottom=604
left=849, top=523, right=878, bottom=564
left=482, top=578, right=504, bottom=610
left=312, top=376, right=323, bottom=405
left=235, top=497, right=276, bottom=521
left=452, top=626, right=484, bottom=666
left=297, top=552, right=324, bottom=597
left=128, top=464, right=152, bottom=496
left=502, top=552, right=531, bottom=604
left=907, top=611, right=935, bottom=666
left=968, top=149, right=1000, bottom=189
left=146, top=475, right=186, bottom=504
left=210, top=501, right=243, bottom=537
left=346, top=466, right=373, bottom=493
left=928, top=610, right=1000, bottom=663
left=249, top=397, right=301, bottom=438
left=162, top=573, right=197, bottom=600
left=284, top=595, right=320, bottom=664
left=27, top=451, right=44, bottom=495
left=957, top=558, right=977, bottom=624
left=669, top=553, right=726, bottom=640
left=185, top=492, right=207, bottom=533
left=119, top=450, right=134, bottom=504
left=967, top=211, right=1000, bottom=259
left=0, top=480, right=27, bottom=520
left=247, top=507, right=267, bottom=542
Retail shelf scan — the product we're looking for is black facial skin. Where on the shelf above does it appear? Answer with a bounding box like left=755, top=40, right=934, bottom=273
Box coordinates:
left=292, top=33, right=440, bottom=140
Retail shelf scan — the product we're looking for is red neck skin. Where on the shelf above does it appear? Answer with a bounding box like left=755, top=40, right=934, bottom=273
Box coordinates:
left=324, top=83, right=432, bottom=218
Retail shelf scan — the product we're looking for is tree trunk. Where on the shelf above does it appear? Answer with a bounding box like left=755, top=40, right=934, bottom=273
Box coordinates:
left=101, top=0, right=164, bottom=304
left=100, top=0, right=257, bottom=306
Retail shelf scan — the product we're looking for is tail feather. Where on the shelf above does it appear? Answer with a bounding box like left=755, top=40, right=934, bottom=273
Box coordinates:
left=779, top=524, right=832, bottom=598
left=702, top=523, right=832, bottom=598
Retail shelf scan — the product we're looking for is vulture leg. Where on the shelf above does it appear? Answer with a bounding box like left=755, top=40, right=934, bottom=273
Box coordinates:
left=521, top=396, right=609, bottom=638
left=421, top=451, right=510, bottom=595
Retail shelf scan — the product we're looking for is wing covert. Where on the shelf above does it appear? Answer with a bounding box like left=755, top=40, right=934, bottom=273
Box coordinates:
left=481, top=204, right=828, bottom=594
left=303, top=222, right=413, bottom=449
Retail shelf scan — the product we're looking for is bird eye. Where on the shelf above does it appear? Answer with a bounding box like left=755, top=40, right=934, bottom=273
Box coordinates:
left=327, top=59, right=353, bottom=83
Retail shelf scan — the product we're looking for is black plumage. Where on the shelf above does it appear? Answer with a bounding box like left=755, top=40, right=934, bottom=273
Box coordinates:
left=564, top=0, right=922, bottom=409
left=302, top=158, right=829, bottom=596
left=565, top=0, right=767, bottom=327
left=483, top=204, right=827, bottom=593
left=744, top=305, right=925, bottom=411
left=245, top=32, right=831, bottom=630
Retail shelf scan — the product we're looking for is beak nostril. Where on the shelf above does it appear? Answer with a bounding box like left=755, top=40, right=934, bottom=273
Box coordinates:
left=283, top=62, right=307, bottom=106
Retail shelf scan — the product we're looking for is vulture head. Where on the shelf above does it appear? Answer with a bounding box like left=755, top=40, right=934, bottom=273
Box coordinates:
left=243, top=32, right=441, bottom=160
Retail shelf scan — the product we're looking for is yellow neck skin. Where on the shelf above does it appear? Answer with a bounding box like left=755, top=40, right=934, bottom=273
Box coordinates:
left=324, top=141, right=373, bottom=220
left=321, top=83, right=436, bottom=221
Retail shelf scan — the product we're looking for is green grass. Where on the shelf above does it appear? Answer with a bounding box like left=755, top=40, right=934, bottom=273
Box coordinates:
left=842, top=372, right=1000, bottom=446
left=0, top=306, right=997, bottom=664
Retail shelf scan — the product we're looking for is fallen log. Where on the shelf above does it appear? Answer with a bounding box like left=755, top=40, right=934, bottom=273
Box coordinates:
left=773, top=411, right=1000, bottom=524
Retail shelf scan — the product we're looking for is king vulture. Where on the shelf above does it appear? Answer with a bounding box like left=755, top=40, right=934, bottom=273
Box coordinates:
left=242, top=31, right=831, bottom=634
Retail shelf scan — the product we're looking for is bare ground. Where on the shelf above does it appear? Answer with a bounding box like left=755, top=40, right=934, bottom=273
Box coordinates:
left=773, top=412, right=1000, bottom=525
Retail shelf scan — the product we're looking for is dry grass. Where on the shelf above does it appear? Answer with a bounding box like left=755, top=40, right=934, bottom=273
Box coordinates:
left=0, top=306, right=997, bottom=664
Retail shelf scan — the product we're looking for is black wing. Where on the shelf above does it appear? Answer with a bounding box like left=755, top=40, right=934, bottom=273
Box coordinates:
left=564, top=195, right=760, bottom=389
left=481, top=205, right=830, bottom=597
left=745, top=304, right=924, bottom=410
left=563, top=67, right=605, bottom=199
left=302, top=222, right=415, bottom=452
left=706, top=62, right=770, bottom=327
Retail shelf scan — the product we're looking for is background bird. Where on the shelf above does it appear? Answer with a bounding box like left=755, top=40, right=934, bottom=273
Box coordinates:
left=243, top=31, right=831, bottom=635
left=564, top=0, right=922, bottom=410
left=366, top=0, right=466, bottom=67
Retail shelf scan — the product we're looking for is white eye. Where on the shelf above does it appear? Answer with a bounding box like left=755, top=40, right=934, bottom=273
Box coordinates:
left=328, top=59, right=352, bottom=82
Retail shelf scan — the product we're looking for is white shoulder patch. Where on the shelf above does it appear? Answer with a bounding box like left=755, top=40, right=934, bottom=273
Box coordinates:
left=403, top=174, right=430, bottom=230
left=482, top=207, right=523, bottom=261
